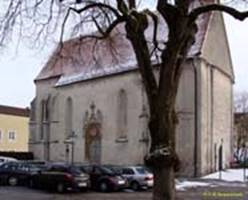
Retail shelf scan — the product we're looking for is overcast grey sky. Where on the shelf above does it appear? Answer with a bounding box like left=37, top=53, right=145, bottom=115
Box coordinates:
left=0, top=13, right=247, bottom=108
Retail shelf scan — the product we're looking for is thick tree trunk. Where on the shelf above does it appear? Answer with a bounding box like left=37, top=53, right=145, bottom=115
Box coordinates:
left=153, top=166, right=175, bottom=200
left=147, top=108, right=178, bottom=200
left=124, top=12, right=180, bottom=200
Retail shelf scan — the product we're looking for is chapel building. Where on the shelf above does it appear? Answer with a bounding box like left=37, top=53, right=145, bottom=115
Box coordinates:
left=29, top=5, right=233, bottom=177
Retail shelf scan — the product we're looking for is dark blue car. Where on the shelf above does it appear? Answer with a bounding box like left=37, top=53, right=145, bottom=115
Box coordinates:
left=0, top=161, right=40, bottom=186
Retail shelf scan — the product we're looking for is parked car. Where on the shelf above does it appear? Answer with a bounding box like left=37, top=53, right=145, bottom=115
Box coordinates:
left=29, top=163, right=90, bottom=193
left=120, top=166, right=154, bottom=190
left=0, top=156, right=17, bottom=166
left=78, top=165, right=126, bottom=192
left=0, top=161, right=41, bottom=186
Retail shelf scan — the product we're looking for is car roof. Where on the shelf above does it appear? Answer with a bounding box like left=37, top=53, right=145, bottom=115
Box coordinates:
left=0, top=156, right=17, bottom=161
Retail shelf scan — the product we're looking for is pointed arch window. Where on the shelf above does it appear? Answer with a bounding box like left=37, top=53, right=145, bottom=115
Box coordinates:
left=40, top=99, right=49, bottom=140
left=50, top=95, right=59, bottom=123
left=65, top=97, right=73, bottom=138
left=117, top=89, right=128, bottom=140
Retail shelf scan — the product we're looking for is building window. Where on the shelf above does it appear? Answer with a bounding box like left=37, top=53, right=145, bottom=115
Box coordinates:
left=51, top=96, right=57, bottom=122
left=41, top=100, right=49, bottom=123
left=65, top=97, right=73, bottom=138
left=40, top=100, right=46, bottom=140
left=8, top=131, right=16, bottom=141
left=116, top=89, right=128, bottom=142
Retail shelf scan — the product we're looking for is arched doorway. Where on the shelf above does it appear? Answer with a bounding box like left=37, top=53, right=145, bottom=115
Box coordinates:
left=85, top=123, right=101, bottom=164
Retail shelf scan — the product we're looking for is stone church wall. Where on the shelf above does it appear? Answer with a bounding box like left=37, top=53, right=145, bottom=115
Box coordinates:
left=33, top=71, right=148, bottom=164
left=199, top=61, right=232, bottom=176
left=31, top=59, right=232, bottom=177
left=175, top=62, right=196, bottom=177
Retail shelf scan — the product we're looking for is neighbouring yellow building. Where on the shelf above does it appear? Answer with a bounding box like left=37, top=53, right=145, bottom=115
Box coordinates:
left=0, top=105, right=30, bottom=152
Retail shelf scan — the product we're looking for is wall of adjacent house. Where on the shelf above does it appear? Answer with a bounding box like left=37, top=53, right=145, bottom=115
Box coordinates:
left=0, top=113, right=29, bottom=152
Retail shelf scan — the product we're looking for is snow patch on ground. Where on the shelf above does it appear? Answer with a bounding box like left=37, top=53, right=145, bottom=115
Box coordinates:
left=176, top=181, right=211, bottom=191
left=202, top=169, right=247, bottom=182
left=175, top=169, right=248, bottom=191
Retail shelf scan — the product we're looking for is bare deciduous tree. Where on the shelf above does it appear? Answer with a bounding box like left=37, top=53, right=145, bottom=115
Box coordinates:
left=234, top=91, right=248, bottom=149
left=1, top=0, right=248, bottom=199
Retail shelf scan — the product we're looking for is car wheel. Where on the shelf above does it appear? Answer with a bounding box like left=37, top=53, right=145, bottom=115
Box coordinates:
left=56, top=183, right=65, bottom=193
left=130, top=181, right=139, bottom=191
left=99, top=181, right=109, bottom=192
left=8, top=176, right=18, bottom=186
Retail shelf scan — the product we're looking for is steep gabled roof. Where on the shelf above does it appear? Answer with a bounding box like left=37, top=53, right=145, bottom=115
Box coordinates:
left=35, top=2, right=213, bottom=86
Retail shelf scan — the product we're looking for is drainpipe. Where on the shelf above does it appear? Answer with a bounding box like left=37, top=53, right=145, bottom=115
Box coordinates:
left=192, top=58, right=198, bottom=177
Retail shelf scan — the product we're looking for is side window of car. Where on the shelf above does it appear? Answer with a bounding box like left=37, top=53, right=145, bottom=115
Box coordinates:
left=17, top=164, right=24, bottom=171
left=2, top=163, right=9, bottom=169
left=122, top=168, right=134, bottom=175
left=93, top=167, right=101, bottom=174
left=9, top=163, right=18, bottom=171
left=19, top=164, right=29, bottom=172
left=49, top=167, right=56, bottom=171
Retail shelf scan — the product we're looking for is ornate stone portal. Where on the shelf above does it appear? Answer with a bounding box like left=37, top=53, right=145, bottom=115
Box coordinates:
left=84, top=102, right=102, bottom=164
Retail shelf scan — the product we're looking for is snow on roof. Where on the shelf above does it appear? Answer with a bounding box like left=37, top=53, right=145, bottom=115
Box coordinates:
left=35, top=3, right=212, bottom=86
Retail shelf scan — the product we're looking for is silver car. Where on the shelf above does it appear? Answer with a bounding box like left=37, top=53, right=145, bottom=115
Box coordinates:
left=121, top=166, right=153, bottom=190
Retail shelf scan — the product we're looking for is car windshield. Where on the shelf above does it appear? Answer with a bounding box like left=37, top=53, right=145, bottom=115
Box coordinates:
left=69, top=166, right=82, bottom=175
left=79, top=165, right=91, bottom=173
left=111, top=167, right=122, bottom=174
left=100, top=167, right=114, bottom=174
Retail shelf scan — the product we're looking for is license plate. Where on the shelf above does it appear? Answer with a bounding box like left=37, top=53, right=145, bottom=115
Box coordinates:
left=118, top=180, right=125, bottom=185
left=147, top=180, right=154, bottom=186
left=78, top=182, right=87, bottom=187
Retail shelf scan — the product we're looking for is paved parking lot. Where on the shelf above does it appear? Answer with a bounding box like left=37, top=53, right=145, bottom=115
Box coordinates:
left=0, top=181, right=248, bottom=200
left=0, top=187, right=153, bottom=200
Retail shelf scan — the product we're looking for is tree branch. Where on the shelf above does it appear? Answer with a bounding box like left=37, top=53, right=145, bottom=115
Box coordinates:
left=143, top=9, right=159, bottom=53
left=80, top=16, right=126, bottom=40
left=157, top=0, right=178, bottom=35
left=175, top=0, right=190, bottom=14
left=116, top=0, right=128, bottom=15
left=70, top=2, right=121, bottom=18
left=189, top=3, right=248, bottom=22
left=128, top=0, right=136, bottom=9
